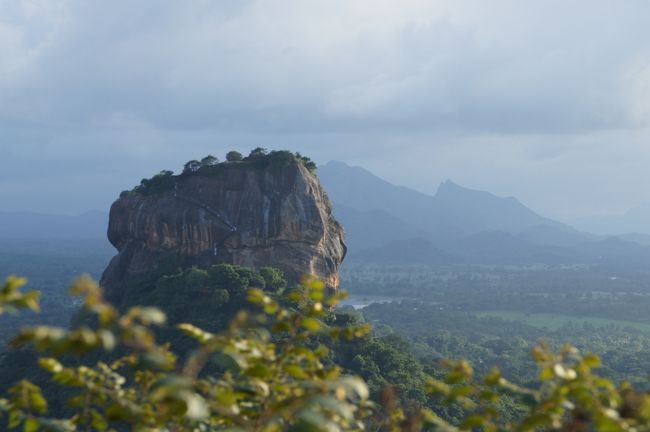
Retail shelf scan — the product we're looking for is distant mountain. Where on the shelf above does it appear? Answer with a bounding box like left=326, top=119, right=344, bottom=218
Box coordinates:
left=516, top=225, right=595, bottom=248
left=332, top=205, right=425, bottom=251
left=572, top=203, right=650, bottom=235
left=432, top=180, right=569, bottom=235
left=568, top=237, right=650, bottom=269
left=0, top=211, right=108, bottom=240
left=351, top=238, right=457, bottom=265
left=319, top=161, right=585, bottom=244
left=319, top=161, right=442, bottom=235
left=318, top=161, right=650, bottom=266
left=5, top=161, right=648, bottom=269
left=449, top=231, right=571, bottom=265
left=615, top=232, right=650, bottom=246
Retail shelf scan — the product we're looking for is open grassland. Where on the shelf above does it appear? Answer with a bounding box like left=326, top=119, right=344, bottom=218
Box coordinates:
left=477, top=310, right=650, bottom=333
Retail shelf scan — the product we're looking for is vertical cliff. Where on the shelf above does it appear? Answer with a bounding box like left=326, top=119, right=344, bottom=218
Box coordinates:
left=100, top=160, right=346, bottom=303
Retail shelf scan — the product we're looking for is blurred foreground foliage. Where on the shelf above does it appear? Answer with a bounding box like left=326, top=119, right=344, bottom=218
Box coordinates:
left=2, top=276, right=650, bottom=431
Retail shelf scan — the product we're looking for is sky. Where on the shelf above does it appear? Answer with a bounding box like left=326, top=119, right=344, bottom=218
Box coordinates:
left=2, top=0, right=650, bottom=221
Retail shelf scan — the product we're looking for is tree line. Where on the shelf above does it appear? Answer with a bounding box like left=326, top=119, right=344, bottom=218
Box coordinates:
left=3, top=272, right=650, bottom=430
left=121, top=148, right=317, bottom=198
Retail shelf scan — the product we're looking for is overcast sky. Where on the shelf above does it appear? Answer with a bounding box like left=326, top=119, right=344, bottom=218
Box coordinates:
left=2, top=0, right=650, bottom=221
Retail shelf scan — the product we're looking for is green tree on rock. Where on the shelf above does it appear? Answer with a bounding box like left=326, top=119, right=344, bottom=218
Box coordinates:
left=183, top=160, right=202, bottom=173
left=200, top=155, right=219, bottom=167
left=226, top=151, right=243, bottom=162
left=245, top=147, right=268, bottom=161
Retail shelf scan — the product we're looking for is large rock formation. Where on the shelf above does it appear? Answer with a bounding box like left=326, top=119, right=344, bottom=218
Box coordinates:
left=100, top=161, right=346, bottom=303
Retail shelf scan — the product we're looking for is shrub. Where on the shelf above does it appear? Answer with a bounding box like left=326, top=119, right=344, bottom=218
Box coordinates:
left=260, top=267, right=287, bottom=294
left=131, top=170, right=175, bottom=196
left=183, top=160, right=202, bottom=173
left=0, top=276, right=375, bottom=431
left=267, top=150, right=296, bottom=170
left=127, top=150, right=318, bottom=198
left=200, top=155, right=219, bottom=167
left=295, top=152, right=317, bottom=172
left=225, top=151, right=243, bottom=162
left=5, top=274, right=650, bottom=430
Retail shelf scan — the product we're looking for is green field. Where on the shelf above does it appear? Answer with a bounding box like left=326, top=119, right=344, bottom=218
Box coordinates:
left=477, top=310, right=650, bottom=333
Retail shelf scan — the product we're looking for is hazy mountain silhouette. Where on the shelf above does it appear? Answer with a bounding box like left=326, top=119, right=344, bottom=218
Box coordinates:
left=449, top=231, right=571, bottom=264
left=319, top=161, right=650, bottom=265
left=433, top=179, right=571, bottom=235
left=615, top=232, right=650, bottom=246
left=319, top=161, right=580, bottom=239
left=351, top=237, right=457, bottom=265
left=4, top=161, right=648, bottom=267
left=572, top=203, right=650, bottom=235
left=332, top=205, right=425, bottom=251
left=516, top=225, right=595, bottom=247
left=319, top=161, right=443, bottom=235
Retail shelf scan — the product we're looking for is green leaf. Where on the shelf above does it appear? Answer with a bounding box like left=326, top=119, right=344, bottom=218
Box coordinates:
left=23, top=418, right=40, bottom=432
left=91, top=409, right=108, bottom=431
left=128, top=306, right=166, bottom=325
left=285, top=365, right=308, bottom=379
left=301, top=318, right=321, bottom=332
left=246, top=363, right=272, bottom=379
left=582, top=353, right=602, bottom=368
left=462, top=415, right=488, bottom=429
left=540, top=367, right=555, bottom=381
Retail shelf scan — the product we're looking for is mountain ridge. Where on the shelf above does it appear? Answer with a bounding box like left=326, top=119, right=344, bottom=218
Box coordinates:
left=572, top=202, right=650, bottom=235
left=319, top=160, right=579, bottom=239
left=4, top=160, right=649, bottom=268
left=319, top=161, right=650, bottom=266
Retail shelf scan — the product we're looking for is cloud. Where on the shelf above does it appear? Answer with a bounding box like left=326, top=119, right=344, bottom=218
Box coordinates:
left=2, top=0, right=650, bottom=134
left=2, top=1, right=650, bottom=217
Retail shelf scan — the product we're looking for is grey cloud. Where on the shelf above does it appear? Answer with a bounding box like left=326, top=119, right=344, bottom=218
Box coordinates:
left=2, top=0, right=650, bottom=134
left=2, top=1, right=650, bottom=218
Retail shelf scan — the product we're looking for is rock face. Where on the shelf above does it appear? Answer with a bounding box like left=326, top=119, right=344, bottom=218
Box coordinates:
left=100, top=162, right=346, bottom=303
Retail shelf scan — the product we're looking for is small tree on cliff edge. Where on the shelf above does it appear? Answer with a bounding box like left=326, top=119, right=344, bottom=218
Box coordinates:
left=245, top=147, right=268, bottom=161
left=295, top=152, right=317, bottom=172
left=200, top=155, right=218, bottom=167
left=183, top=159, right=201, bottom=173
left=226, top=150, right=243, bottom=162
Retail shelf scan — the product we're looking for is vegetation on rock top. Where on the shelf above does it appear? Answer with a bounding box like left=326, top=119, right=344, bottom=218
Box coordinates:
left=121, top=148, right=317, bottom=198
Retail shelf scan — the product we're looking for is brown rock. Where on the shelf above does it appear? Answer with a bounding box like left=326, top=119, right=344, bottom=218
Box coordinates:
left=100, top=161, right=346, bottom=303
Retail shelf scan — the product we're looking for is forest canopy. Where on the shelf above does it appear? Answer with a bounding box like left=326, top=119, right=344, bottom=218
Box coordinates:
left=2, top=274, right=650, bottom=431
